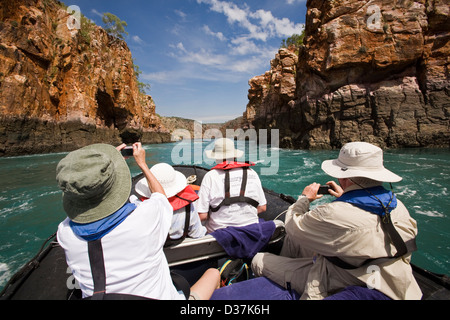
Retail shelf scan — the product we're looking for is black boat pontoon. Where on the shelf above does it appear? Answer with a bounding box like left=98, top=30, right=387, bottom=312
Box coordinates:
left=1, top=166, right=449, bottom=300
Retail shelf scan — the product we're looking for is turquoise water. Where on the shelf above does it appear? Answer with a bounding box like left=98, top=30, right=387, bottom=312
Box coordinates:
left=0, top=142, right=449, bottom=291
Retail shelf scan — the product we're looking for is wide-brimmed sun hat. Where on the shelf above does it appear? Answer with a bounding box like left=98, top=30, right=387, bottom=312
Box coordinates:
left=56, top=144, right=132, bottom=224
left=321, top=142, right=402, bottom=183
left=205, top=138, right=244, bottom=161
left=143, top=163, right=188, bottom=198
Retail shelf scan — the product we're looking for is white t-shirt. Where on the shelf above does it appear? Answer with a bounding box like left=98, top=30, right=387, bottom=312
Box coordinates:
left=170, top=201, right=206, bottom=240
left=197, top=168, right=267, bottom=233
left=57, top=192, right=185, bottom=300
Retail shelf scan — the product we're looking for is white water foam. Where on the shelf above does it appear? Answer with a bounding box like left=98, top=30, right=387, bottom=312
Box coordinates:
left=303, top=158, right=318, bottom=168
left=395, top=187, right=417, bottom=198
left=0, top=201, right=33, bottom=218
left=0, top=263, right=12, bottom=288
left=412, top=206, right=445, bottom=218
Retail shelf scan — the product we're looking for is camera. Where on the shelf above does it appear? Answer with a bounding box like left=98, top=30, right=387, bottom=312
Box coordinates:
left=121, top=146, right=134, bottom=157
left=318, top=185, right=331, bottom=195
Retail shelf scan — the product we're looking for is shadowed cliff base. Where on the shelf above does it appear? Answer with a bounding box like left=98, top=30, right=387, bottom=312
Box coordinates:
left=0, top=116, right=171, bottom=157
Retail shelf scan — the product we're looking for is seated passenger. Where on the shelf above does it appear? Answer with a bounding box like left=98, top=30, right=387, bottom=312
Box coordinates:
left=197, top=138, right=267, bottom=233
left=251, top=142, right=422, bottom=300
left=57, top=143, right=218, bottom=300
left=136, top=163, right=206, bottom=244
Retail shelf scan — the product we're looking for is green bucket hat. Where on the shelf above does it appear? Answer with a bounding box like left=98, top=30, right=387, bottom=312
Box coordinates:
left=56, top=144, right=132, bottom=224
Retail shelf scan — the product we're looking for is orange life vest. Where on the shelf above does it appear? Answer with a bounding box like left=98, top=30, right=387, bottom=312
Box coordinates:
left=169, top=185, right=199, bottom=211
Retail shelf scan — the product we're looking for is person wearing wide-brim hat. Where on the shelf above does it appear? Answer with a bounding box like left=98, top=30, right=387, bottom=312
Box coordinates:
left=197, top=138, right=267, bottom=233
left=56, top=143, right=219, bottom=300
left=204, top=137, right=244, bottom=161
left=252, top=142, right=422, bottom=300
left=134, top=163, right=206, bottom=242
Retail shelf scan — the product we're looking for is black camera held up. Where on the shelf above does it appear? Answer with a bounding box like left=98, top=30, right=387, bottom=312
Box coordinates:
left=121, top=146, right=134, bottom=157
left=318, top=185, right=331, bottom=195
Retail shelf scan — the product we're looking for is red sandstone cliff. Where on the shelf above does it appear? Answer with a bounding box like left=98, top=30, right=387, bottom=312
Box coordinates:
left=244, top=0, right=449, bottom=149
left=0, top=0, right=169, bottom=156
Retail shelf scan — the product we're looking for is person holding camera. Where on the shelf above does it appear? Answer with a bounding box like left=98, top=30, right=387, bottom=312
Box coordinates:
left=251, top=142, right=422, bottom=300
left=133, top=162, right=207, bottom=245
left=56, top=142, right=219, bottom=300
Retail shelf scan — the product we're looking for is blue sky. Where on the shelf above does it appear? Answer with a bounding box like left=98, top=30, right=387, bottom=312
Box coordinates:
left=66, top=0, right=307, bottom=123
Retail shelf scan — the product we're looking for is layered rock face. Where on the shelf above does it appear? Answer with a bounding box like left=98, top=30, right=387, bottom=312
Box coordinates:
left=0, top=0, right=169, bottom=156
left=245, top=47, right=298, bottom=131
left=245, top=0, right=449, bottom=149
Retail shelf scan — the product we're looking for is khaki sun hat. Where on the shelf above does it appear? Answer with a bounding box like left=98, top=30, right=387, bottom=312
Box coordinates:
left=56, top=144, right=132, bottom=224
left=321, top=142, right=402, bottom=183
left=205, top=138, right=244, bottom=161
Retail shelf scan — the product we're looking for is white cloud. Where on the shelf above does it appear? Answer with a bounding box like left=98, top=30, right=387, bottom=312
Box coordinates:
left=197, top=0, right=303, bottom=41
left=142, top=64, right=246, bottom=85
left=173, top=42, right=228, bottom=67
left=228, top=36, right=277, bottom=60
left=199, top=0, right=248, bottom=24
left=229, top=36, right=259, bottom=55
left=142, top=71, right=173, bottom=84
left=250, top=9, right=303, bottom=37
left=175, top=9, right=187, bottom=19
left=132, top=35, right=145, bottom=45
left=153, top=1, right=301, bottom=86
left=202, top=25, right=227, bottom=41
left=197, top=0, right=265, bottom=41
left=154, top=39, right=275, bottom=84
left=286, top=0, right=307, bottom=4
left=91, top=8, right=103, bottom=18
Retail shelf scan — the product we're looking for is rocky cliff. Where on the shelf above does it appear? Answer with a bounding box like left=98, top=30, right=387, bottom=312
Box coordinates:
left=244, top=0, right=449, bottom=149
left=0, top=0, right=170, bottom=157
left=161, top=116, right=245, bottom=140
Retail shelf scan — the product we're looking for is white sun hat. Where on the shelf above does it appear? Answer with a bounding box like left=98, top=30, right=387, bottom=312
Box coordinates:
left=321, top=142, right=402, bottom=183
left=135, top=163, right=188, bottom=199
left=205, top=138, right=244, bottom=161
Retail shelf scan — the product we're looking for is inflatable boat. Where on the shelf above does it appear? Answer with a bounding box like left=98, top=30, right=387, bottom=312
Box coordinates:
left=0, top=165, right=449, bottom=300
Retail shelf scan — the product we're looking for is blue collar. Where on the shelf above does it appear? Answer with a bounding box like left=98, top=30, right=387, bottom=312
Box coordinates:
left=70, top=203, right=137, bottom=241
left=334, top=186, right=397, bottom=217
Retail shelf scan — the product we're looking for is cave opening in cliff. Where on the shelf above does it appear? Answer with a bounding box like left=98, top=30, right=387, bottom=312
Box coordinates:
left=96, top=90, right=116, bottom=129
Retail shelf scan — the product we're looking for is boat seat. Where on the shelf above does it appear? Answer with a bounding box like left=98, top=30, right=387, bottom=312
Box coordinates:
left=164, top=219, right=286, bottom=267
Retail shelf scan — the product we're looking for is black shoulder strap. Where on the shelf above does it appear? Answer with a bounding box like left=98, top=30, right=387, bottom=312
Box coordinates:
left=87, top=239, right=107, bottom=300
left=86, top=239, right=155, bottom=300
left=381, top=212, right=408, bottom=258
left=239, top=166, right=248, bottom=197
left=183, top=203, right=191, bottom=238
left=164, top=203, right=191, bottom=247
left=170, top=271, right=190, bottom=299
left=209, top=167, right=259, bottom=213
left=325, top=213, right=413, bottom=270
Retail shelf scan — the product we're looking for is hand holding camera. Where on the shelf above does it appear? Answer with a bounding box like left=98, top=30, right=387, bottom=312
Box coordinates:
left=302, top=181, right=344, bottom=202
left=317, top=185, right=331, bottom=195
left=121, top=146, right=134, bottom=157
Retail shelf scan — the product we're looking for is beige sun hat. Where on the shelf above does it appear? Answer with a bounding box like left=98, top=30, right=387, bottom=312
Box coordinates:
left=141, top=163, right=188, bottom=198
left=205, top=138, right=244, bottom=161
left=321, top=142, right=402, bottom=183
left=56, top=144, right=132, bottom=224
